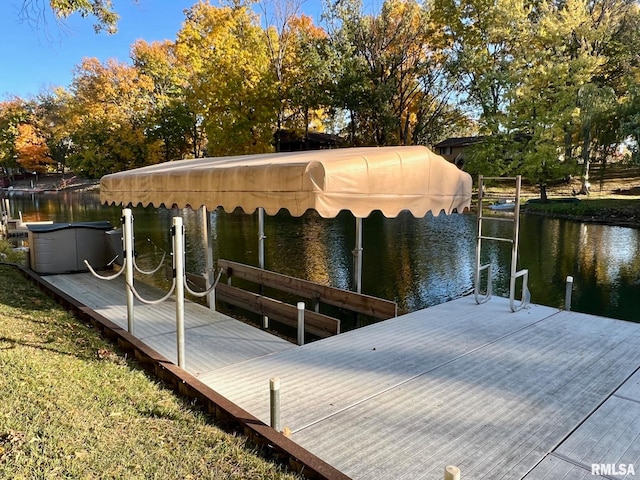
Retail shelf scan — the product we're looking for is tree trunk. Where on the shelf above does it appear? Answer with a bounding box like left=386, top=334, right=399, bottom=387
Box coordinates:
left=579, top=130, right=591, bottom=195
left=539, top=183, right=548, bottom=203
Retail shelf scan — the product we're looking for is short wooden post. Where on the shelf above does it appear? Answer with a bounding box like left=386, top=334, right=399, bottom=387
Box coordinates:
left=565, top=275, right=574, bottom=311
left=270, top=377, right=281, bottom=432
left=297, top=302, right=305, bottom=346
left=444, top=465, right=460, bottom=480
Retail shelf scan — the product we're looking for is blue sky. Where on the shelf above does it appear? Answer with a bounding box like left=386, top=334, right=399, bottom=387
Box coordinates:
left=0, top=0, right=325, bottom=100
left=0, top=0, right=201, bottom=99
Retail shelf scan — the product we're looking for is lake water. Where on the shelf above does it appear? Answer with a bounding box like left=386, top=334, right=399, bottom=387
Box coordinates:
left=6, top=190, right=640, bottom=324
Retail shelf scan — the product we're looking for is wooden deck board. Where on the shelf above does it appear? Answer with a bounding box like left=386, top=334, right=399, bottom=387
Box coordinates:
left=198, top=298, right=558, bottom=430
left=553, top=396, right=640, bottom=476
left=40, top=273, right=640, bottom=480
left=287, top=310, right=640, bottom=479
left=41, top=272, right=296, bottom=374
left=616, top=370, right=640, bottom=402
left=523, top=455, right=605, bottom=479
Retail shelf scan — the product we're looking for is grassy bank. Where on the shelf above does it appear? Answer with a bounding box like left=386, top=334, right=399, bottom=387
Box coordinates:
left=523, top=198, right=640, bottom=228
left=0, top=264, right=298, bottom=480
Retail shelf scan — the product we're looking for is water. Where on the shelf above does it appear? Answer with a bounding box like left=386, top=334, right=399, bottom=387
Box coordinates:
left=5, top=190, right=640, bottom=323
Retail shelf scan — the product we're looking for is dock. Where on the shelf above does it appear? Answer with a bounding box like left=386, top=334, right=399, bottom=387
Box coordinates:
left=40, top=272, right=640, bottom=479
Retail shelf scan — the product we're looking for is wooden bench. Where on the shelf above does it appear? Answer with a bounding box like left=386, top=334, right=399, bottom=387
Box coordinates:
left=214, top=259, right=397, bottom=339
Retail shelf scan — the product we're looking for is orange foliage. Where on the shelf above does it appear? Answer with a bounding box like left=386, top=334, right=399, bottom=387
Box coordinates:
left=15, top=124, right=52, bottom=172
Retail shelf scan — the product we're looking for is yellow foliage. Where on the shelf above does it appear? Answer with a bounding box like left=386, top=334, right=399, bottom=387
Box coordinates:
left=15, top=124, right=52, bottom=172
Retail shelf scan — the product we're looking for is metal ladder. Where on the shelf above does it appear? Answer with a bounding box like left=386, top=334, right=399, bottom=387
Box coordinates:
left=474, top=175, right=530, bottom=312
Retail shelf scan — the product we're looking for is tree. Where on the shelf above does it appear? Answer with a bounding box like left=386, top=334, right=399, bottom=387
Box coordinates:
left=325, top=0, right=465, bottom=146
left=65, top=58, right=159, bottom=177
left=276, top=15, right=334, bottom=144
left=15, top=123, right=52, bottom=172
left=34, top=89, right=74, bottom=173
left=0, top=98, right=29, bottom=175
left=20, top=0, right=119, bottom=33
left=175, top=3, right=276, bottom=156
left=131, top=40, right=195, bottom=161
left=433, top=0, right=526, bottom=135
left=254, top=0, right=305, bottom=151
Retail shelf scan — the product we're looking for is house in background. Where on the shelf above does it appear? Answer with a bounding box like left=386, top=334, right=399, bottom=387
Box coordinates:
left=275, top=130, right=342, bottom=151
left=433, top=136, right=484, bottom=167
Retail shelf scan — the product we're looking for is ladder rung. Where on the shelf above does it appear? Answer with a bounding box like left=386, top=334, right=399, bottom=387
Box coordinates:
left=479, top=235, right=514, bottom=243
left=479, top=176, right=520, bottom=181
left=478, top=216, right=515, bottom=223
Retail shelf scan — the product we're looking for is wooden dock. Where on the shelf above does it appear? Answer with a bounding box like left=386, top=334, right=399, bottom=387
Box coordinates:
left=42, top=272, right=296, bottom=375
left=41, top=272, right=640, bottom=479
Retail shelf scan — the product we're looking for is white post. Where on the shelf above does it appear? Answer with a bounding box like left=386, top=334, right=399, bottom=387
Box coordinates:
left=565, top=275, right=574, bottom=311
left=444, top=465, right=460, bottom=480
left=270, top=377, right=281, bottom=432
left=201, top=207, right=215, bottom=310
left=122, top=209, right=135, bottom=335
left=258, top=207, right=268, bottom=328
left=354, top=217, right=363, bottom=293
left=297, top=302, right=305, bottom=346
left=173, top=216, right=186, bottom=368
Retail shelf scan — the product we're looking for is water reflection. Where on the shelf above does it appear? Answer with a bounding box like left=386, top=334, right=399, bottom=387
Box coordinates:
left=6, top=191, right=640, bottom=323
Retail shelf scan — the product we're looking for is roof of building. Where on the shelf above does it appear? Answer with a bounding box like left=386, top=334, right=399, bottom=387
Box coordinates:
left=433, top=136, right=484, bottom=148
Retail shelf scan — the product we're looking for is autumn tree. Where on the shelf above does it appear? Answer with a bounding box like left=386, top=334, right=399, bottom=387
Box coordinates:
left=175, top=3, right=276, bottom=156
left=325, top=0, right=465, bottom=146
left=0, top=98, right=29, bottom=175
left=131, top=40, right=196, bottom=161
left=19, top=0, right=119, bottom=33
left=34, top=89, right=74, bottom=173
left=65, top=57, right=159, bottom=177
left=14, top=123, right=52, bottom=172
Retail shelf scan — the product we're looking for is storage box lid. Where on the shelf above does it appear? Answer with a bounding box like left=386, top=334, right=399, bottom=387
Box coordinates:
left=27, top=221, right=113, bottom=233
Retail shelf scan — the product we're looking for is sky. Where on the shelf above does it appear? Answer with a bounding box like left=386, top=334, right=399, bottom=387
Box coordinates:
left=0, top=0, right=324, bottom=101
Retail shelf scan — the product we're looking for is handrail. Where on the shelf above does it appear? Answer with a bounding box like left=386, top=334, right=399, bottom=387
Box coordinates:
left=509, top=269, right=530, bottom=312
left=474, top=263, right=492, bottom=304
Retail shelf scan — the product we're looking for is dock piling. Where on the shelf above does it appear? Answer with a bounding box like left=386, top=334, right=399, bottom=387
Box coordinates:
left=270, top=377, right=281, bottom=432
left=444, top=465, right=460, bottom=480
left=297, top=302, right=305, bottom=346
left=565, top=275, right=574, bottom=311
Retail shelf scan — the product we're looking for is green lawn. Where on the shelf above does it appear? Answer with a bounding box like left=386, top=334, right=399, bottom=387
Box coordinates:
left=0, top=264, right=299, bottom=480
left=523, top=198, right=640, bottom=228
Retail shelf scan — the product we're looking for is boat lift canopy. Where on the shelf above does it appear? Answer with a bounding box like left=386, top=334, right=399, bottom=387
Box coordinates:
left=100, top=146, right=472, bottom=292
left=101, top=146, right=471, bottom=218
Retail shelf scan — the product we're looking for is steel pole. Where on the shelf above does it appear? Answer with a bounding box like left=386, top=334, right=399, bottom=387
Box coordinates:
left=354, top=217, right=363, bottom=293
left=123, top=208, right=135, bottom=335
left=173, top=216, right=186, bottom=368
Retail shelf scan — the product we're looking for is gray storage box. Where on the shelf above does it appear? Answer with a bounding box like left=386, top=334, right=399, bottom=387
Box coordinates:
left=28, top=221, right=113, bottom=274
left=106, top=228, right=124, bottom=266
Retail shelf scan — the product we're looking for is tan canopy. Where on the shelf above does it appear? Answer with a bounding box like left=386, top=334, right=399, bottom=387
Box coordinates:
left=100, top=146, right=472, bottom=218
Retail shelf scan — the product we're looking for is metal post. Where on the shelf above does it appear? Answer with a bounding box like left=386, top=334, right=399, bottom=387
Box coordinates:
left=201, top=206, right=215, bottom=310
left=173, top=216, right=186, bottom=368
left=297, top=302, right=305, bottom=346
left=123, top=209, right=135, bottom=335
left=565, top=275, right=574, bottom=311
left=258, top=207, right=268, bottom=328
left=354, top=217, right=363, bottom=293
left=444, top=465, right=461, bottom=480
left=270, top=377, right=281, bottom=432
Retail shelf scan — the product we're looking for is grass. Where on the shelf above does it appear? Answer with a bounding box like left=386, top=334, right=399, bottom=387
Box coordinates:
left=478, top=163, right=640, bottom=228
left=523, top=197, right=640, bottom=228
left=0, top=263, right=299, bottom=480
